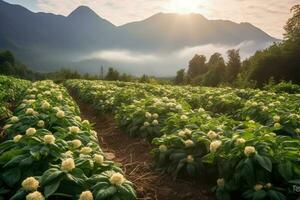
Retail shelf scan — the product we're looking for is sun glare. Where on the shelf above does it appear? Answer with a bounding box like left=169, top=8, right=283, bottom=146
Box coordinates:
left=165, top=0, right=204, bottom=14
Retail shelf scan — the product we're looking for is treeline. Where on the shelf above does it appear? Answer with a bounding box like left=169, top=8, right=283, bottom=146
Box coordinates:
left=0, top=51, right=43, bottom=80
left=175, top=50, right=244, bottom=87
left=104, top=67, right=171, bottom=84
left=0, top=52, right=170, bottom=84
left=175, top=5, right=300, bottom=88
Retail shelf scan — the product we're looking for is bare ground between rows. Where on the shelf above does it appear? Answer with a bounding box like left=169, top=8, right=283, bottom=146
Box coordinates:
left=69, top=92, right=214, bottom=200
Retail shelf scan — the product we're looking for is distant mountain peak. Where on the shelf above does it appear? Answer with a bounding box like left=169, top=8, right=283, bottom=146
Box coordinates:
left=68, top=5, right=99, bottom=19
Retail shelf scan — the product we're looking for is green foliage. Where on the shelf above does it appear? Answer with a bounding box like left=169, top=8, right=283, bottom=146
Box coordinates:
left=185, top=50, right=241, bottom=87
left=240, top=4, right=300, bottom=86
left=66, top=79, right=300, bottom=200
left=0, top=80, right=136, bottom=199
left=180, top=5, right=300, bottom=89
left=105, top=67, right=120, bottom=81
left=0, top=76, right=30, bottom=121
left=0, top=50, right=43, bottom=80
left=284, top=5, right=300, bottom=41
left=174, top=69, right=186, bottom=85
left=264, top=80, right=300, bottom=94
left=226, top=49, right=241, bottom=83
left=187, top=54, right=207, bottom=79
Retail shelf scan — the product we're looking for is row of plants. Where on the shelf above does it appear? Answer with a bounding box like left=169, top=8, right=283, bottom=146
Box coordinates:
left=0, top=80, right=136, bottom=200
left=65, top=79, right=300, bottom=200
left=66, top=80, right=300, bottom=139
left=186, top=88, right=300, bottom=138
left=0, top=75, right=30, bottom=121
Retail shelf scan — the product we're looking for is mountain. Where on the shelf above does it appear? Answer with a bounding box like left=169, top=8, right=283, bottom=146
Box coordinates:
left=0, top=0, right=279, bottom=76
left=119, top=13, right=274, bottom=51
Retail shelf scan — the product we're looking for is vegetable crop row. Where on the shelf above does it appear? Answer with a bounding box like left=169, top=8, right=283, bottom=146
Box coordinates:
left=65, top=80, right=300, bottom=200
left=0, top=80, right=136, bottom=200
left=0, top=75, right=30, bottom=121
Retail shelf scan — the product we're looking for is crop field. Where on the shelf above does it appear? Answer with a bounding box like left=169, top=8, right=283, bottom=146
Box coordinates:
left=0, top=76, right=300, bottom=200
left=65, top=80, right=300, bottom=200
left=0, top=79, right=136, bottom=200
left=0, top=76, right=30, bottom=121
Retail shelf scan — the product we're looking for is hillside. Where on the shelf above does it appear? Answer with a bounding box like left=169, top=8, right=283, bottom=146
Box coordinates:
left=0, top=0, right=278, bottom=75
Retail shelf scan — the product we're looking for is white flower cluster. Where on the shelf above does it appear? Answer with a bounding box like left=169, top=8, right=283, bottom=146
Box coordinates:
left=79, top=191, right=94, bottom=200
left=43, top=134, right=55, bottom=144
left=3, top=124, right=12, bottom=130
left=209, top=140, right=222, bottom=153
left=273, top=115, right=280, bottom=123
left=109, top=172, right=125, bottom=186
left=254, top=184, right=263, bottom=191
left=80, top=147, right=92, bottom=155
left=22, top=177, right=39, bottom=191
left=69, top=126, right=80, bottom=134
left=10, top=116, right=19, bottom=123
left=26, top=108, right=35, bottom=115
left=61, top=158, right=75, bottom=172
left=75, top=116, right=82, bottom=121
left=207, top=130, right=218, bottom=140
left=71, top=139, right=82, bottom=148
left=177, top=128, right=192, bottom=137
left=93, top=154, right=104, bottom=165
left=26, top=191, right=44, bottom=200
left=186, top=155, right=194, bottom=163
left=184, top=140, right=194, bottom=147
left=217, top=178, right=225, bottom=188
left=13, top=135, right=22, bottom=142
left=41, top=101, right=50, bottom=109
left=244, top=146, right=256, bottom=157
left=37, top=120, right=45, bottom=127
left=159, top=144, right=168, bottom=152
left=56, top=110, right=65, bottom=118
left=152, top=119, right=159, bottom=125
left=180, top=115, right=188, bottom=120
left=235, top=138, right=246, bottom=145
left=26, top=128, right=36, bottom=136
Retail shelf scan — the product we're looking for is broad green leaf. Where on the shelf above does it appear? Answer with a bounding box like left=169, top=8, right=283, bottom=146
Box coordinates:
left=44, top=180, right=61, bottom=198
left=95, top=186, right=117, bottom=200
left=254, top=154, right=272, bottom=172
left=2, top=167, right=21, bottom=187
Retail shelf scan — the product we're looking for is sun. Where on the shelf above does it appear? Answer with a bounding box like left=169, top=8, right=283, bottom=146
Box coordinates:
left=164, top=0, right=203, bottom=14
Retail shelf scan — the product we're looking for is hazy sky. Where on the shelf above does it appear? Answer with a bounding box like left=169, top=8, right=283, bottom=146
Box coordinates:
left=4, top=0, right=299, bottom=38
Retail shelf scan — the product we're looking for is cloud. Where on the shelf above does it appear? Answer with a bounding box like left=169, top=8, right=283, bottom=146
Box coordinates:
left=82, top=49, right=158, bottom=63
left=78, top=40, right=273, bottom=76
left=33, top=0, right=297, bottom=38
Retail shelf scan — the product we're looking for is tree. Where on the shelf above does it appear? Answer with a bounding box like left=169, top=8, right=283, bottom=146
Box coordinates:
left=284, top=4, right=300, bottom=41
left=120, top=73, right=134, bottom=82
left=240, top=4, right=300, bottom=86
left=105, top=67, right=120, bottom=81
left=0, top=50, right=43, bottom=80
left=0, top=50, right=15, bottom=66
left=174, top=69, right=185, bottom=85
left=187, top=54, right=207, bottom=79
left=198, top=53, right=225, bottom=86
left=226, top=49, right=241, bottom=83
left=208, top=53, right=224, bottom=67
left=139, top=74, right=150, bottom=83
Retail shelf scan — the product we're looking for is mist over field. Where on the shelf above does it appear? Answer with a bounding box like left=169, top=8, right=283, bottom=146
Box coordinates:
left=76, top=40, right=272, bottom=76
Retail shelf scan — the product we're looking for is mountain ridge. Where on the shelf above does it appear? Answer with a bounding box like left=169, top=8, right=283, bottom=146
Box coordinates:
left=0, top=0, right=279, bottom=76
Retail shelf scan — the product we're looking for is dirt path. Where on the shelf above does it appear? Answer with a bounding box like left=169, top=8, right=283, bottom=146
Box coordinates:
left=70, top=92, right=214, bottom=200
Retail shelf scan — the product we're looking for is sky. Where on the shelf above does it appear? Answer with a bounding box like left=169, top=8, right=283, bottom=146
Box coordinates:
left=4, top=0, right=299, bottom=39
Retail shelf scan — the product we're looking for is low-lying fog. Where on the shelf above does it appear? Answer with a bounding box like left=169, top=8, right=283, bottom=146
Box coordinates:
left=72, top=40, right=273, bottom=77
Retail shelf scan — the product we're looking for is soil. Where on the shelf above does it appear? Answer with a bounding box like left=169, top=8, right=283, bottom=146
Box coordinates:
left=70, top=92, right=214, bottom=200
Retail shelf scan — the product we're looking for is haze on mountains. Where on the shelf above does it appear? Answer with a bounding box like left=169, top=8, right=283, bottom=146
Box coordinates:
left=0, top=0, right=279, bottom=76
